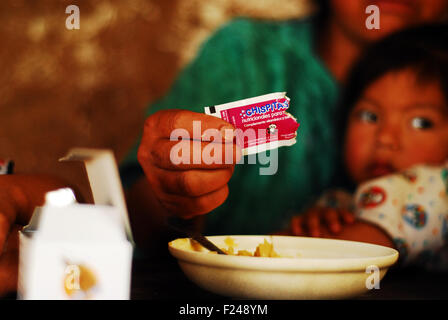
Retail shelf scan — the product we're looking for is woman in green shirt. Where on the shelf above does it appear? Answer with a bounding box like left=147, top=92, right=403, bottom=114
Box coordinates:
left=122, top=1, right=448, bottom=247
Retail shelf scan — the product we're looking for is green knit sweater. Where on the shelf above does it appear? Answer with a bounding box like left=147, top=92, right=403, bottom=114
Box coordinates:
left=121, top=17, right=339, bottom=235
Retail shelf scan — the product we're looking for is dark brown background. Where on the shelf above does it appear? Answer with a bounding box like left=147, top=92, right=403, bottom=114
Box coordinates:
left=0, top=0, right=312, bottom=200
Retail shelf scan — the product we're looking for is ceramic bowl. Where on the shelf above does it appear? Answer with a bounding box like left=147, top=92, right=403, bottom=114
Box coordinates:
left=168, top=235, right=399, bottom=299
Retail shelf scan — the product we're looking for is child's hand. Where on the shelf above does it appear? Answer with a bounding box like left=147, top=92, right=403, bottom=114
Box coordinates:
left=290, top=206, right=355, bottom=237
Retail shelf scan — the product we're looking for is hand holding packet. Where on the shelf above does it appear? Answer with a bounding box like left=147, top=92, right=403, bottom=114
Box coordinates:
left=205, top=92, right=299, bottom=156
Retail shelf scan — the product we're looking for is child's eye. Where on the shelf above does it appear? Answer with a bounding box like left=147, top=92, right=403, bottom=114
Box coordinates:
left=358, top=110, right=378, bottom=123
left=411, top=117, right=434, bottom=130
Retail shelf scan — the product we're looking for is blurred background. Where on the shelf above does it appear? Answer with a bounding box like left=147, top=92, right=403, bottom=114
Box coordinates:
left=0, top=0, right=313, bottom=200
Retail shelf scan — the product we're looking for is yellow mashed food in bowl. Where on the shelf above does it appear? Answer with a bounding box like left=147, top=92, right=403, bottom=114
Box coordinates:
left=222, top=236, right=280, bottom=257
left=180, top=236, right=281, bottom=257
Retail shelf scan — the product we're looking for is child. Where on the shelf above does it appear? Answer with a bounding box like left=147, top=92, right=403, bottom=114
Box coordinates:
left=289, top=23, right=448, bottom=270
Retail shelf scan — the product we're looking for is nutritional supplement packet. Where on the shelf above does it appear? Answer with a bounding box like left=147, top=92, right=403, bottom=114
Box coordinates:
left=204, top=92, right=299, bottom=155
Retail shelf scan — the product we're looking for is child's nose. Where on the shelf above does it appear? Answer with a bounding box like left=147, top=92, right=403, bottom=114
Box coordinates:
left=376, top=122, right=400, bottom=150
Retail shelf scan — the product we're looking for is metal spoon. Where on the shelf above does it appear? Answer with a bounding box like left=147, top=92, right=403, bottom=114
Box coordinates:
left=167, top=217, right=227, bottom=255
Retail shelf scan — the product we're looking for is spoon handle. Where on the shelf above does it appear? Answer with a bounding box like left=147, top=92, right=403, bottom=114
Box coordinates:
left=167, top=217, right=227, bottom=255
left=190, top=233, right=227, bottom=255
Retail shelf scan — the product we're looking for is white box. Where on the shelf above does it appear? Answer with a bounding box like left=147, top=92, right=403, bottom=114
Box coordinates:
left=18, top=148, right=134, bottom=300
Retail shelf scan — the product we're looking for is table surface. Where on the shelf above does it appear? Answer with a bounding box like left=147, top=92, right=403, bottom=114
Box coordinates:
left=131, top=255, right=448, bottom=300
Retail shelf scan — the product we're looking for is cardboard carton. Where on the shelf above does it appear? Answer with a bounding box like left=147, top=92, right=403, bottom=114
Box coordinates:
left=18, top=148, right=134, bottom=300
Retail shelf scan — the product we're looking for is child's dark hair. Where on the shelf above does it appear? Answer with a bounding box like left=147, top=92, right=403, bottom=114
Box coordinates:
left=337, top=23, right=448, bottom=143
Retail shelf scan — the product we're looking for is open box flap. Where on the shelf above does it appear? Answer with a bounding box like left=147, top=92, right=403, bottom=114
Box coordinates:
left=59, top=148, right=134, bottom=245
left=22, top=207, right=42, bottom=234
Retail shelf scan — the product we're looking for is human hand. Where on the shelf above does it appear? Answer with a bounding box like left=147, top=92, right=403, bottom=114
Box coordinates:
left=290, top=206, right=355, bottom=237
left=0, top=224, right=20, bottom=297
left=0, top=174, right=74, bottom=297
left=138, top=109, right=241, bottom=219
left=0, top=180, right=25, bottom=297
left=0, top=182, right=25, bottom=255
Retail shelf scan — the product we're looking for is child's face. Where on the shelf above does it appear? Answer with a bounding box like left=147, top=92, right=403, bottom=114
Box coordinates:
left=344, top=69, right=448, bottom=184
left=330, top=0, right=448, bottom=43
